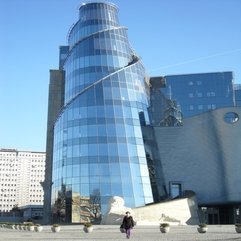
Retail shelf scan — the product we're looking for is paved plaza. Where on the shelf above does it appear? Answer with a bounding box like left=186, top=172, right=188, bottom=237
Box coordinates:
left=0, top=225, right=241, bottom=241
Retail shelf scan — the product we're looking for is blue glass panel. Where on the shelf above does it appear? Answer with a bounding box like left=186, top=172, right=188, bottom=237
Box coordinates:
left=73, top=165, right=80, bottom=176
left=98, top=144, right=108, bottom=156
left=88, top=144, right=98, bottom=155
left=103, top=87, right=112, bottom=100
left=111, top=183, right=122, bottom=195
left=97, top=125, right=107, bottom=136
left=106, top=124, right=116, bottom=136
left=127, top=144, right=137, bottom=156
left=88, top=125, right=98, bottom=137
left=109, top=163, right=120, bottom=176
left=100, top=184, right=111, bottom=196
left=90, top=176, right=100, bottom=183
left=81, top=145, right=88, bottom=155
left=108, top=143, right=118, bottom=156
left=100, top=174, right=111, bottom=183
left=89, top=163, right=99, bottom=175
left=81, top=176, right=89, bottom=183
left=99, top=164, right=110, bottom=175
left=81, top=183, right=90, bottom=196
left=72, top=184, right=80, bottom=193
left=66, top=165, right=72, bottom=177
left=123, top=106, right=132, bottom=118
left=90, top=184, right=100, bottom=194
left=122, top=183, right=133, bottom=197
left=80, top=164, right=89, bottom=176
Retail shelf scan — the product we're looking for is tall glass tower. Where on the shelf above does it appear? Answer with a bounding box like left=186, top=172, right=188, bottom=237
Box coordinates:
left=51, top=2, right=153, bottom=223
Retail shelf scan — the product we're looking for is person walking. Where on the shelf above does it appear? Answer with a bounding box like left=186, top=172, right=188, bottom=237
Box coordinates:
left=121, top=211, right=135, bottom=239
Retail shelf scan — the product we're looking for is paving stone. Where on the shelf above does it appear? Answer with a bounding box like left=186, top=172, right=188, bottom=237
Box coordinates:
left=0, top=225, right=241, bottom=241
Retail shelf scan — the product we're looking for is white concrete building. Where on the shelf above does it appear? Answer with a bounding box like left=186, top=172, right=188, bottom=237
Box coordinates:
left=0, top=149, right=45, bottom=212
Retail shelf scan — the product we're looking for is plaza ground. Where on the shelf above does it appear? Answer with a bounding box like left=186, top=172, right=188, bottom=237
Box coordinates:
left=0, top=225, right=241, bottom=241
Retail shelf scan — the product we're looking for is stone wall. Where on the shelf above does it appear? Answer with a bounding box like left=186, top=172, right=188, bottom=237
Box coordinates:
left=133, top=196, right=199, bottom=225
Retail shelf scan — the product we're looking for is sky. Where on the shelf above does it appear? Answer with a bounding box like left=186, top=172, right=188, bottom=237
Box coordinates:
left=0, top=0, right=240, bottom=152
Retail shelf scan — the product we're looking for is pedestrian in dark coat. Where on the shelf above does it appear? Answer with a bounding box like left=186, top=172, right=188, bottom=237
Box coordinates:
left=121, top=211, right=134, bottom=239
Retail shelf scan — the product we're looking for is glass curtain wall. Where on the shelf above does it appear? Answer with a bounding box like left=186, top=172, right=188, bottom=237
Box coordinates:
left=51, top=2, right=153, bottom=223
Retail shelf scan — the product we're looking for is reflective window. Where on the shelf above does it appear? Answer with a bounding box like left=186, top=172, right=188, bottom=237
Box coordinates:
left=170, top=182, right=182, bottom=198
left=52, top=1, right=153, bottom=223
left=224, top=112, right=239, bottom=124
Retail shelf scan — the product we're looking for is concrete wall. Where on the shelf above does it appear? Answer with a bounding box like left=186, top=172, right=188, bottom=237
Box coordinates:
left=101, top=195, right=199, bottom=225
left=42, top=70, right=65, bottom=224
left=133, top=195, right=199, bottom=225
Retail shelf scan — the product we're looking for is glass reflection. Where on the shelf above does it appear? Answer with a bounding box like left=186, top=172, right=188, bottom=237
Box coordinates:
left=51, top=1, right=153, bottom=224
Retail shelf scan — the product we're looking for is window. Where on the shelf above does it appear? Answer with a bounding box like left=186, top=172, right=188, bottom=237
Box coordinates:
left=207, top=104, right=216, bottom=110
left=207, top=92, right=216, bottom=97
left=188, top=81, right=193, bottom=86
left=224, top=112, right=239, bottom=124
left=196, top=80, right=202, bottom=85
left=189, top=105, right=194, bottom=110
left=197, top=92, right=203, bottom=97
left=170, top=182, right=182, bottom=198
left=188, top=93, right=194, bottom=98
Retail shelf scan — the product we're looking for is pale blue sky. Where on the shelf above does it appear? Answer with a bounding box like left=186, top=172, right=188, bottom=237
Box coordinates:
left=0, top=0, right=240, bottom=151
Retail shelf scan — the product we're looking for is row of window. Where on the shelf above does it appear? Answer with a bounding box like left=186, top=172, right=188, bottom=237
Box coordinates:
left=53, top=160, right=149, bottom=180
left=29, top=194, right=43, bottom=197
left=0, top=163, right=16, bottom=166
left=65, top=57, right=130, bottom=102
left=70, top=19, right=118, bottom=43
left=0, top=172, right=18, bottom=175
left=69, top=11, right=120, bottom=47
left=79, top=5, right=117, bottom=22
left=0, top=154, right=16, bottom=156
left=54, top=143, right=146, bottom=162
left=188, top=92, right=216, bottom=98
left=0, top=189, right=16, bottom=192
left=30, top=184, right=42, bottom=192
left=31, top=169, right=45, bottom=173
left=0, top=194, right=16, bottom=197
left=68, top=27, right=128, bottom=56
left=56, top=104, right=147, bottom=126
left=80, top=2, right=117, bottom=11
left=29, top=200, right=43, bottom=203
left=1, top=179, right=17, bottom=182
left=0, top=159, right=16, bottom=161
left=188, top=80, right=202, bottom=86
left=0, top=169, right=44, bottom=172
left=0, top=160, right=44, bottom=163
left=189, top=104, right=216, bottom=110
left=0, top=154, right=44, bottom=157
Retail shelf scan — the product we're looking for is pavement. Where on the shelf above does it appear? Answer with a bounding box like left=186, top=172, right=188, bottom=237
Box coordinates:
left=0, top=225, right=241, bottom=241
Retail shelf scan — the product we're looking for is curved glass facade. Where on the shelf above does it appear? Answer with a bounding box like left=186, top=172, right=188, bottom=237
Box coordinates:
left=51, top=2, right=153, bottom=223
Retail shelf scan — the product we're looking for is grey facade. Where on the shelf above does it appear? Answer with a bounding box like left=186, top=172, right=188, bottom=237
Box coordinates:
left=145, top=107, right=241, bottom=223
left=43, top=70, right=65, bottom=224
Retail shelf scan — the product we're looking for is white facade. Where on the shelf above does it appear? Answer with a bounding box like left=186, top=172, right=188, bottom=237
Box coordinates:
left=0, top=149, right=45, bottom=212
